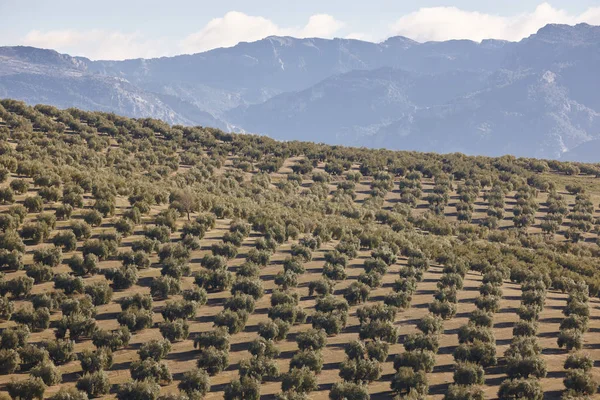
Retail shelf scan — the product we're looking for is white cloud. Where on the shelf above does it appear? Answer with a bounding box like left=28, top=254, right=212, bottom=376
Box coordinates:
left=180, top=12, right=280, bottom=54
left=22, top=29, right=169, bottom=60
left=180, top=11, right=344, bottom=54
left=390, top=3, right=600, bottom=42
left=23, top=12, right=345, bottom=60
left=18, top=4, right=600, bottom=60
left=300, top=14, right=345, bottom=38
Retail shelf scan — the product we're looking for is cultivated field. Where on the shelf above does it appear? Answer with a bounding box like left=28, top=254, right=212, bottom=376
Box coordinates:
left=0, top=100, right=599, bottom=400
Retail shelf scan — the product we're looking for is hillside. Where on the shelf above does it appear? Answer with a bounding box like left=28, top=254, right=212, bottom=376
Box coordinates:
left=1, top=24, right=600, bottom=159
left=0, top=99, right=599, bottom=399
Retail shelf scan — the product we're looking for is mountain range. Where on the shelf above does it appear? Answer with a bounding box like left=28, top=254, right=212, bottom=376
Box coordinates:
left=1, top=23, right=600, bottom=161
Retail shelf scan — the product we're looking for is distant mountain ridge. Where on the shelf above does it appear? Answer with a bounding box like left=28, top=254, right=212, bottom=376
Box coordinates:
left=1, top=23, right=599, bottom=160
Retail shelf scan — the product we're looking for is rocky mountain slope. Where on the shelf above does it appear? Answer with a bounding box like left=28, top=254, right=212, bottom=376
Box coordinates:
left=1, top=23, right=599, bottom=160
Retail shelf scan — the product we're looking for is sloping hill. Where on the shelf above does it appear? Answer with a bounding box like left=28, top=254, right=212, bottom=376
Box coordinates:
left=0, top=100, right=599, bottom=399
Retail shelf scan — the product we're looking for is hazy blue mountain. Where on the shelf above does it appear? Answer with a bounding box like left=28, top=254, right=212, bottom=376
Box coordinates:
left=228, top=23, right=600, bottom=159
left=367, top=70, right=599, bottom=158
left=562, top=139, right=600, bottom=162
left=0, top=23, right=599, bottom=159
left=84, top=35, right=512, bottom=115
left=227, top=68, right=493, bottom=144
left=0, top=47, right=226, bottom=128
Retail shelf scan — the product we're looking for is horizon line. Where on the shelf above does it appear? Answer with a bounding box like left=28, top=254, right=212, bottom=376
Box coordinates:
left=0, top=21, right=596, bottom=62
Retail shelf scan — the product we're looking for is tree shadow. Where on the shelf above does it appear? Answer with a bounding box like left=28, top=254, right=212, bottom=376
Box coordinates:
left=493, top=321, right=514, bottom=329
left=166, top=349, right=198, bottom=362
left=432, top=364, right=454, bottom=373
left=428, top=382, right=450, bottom=395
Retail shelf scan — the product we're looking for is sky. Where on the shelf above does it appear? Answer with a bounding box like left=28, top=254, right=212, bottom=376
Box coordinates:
left=1, top=0, right=600, bottom=60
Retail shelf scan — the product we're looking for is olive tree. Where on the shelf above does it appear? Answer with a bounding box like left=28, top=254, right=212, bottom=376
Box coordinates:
left=296, top=329, right=327, bottom=351
left=498, top=378, right=543, bottom=400
left=85, top=281, right=113, bottom=306
left=117, top=380, right=160, bottom=400
left=197, top=346, right=229, bottom=375
left=178, top=368, right=210, bottom=399
left=41, top=339, right=75, bottom=365
left=329, top=382, right=369, bottom=400
left=563, top=368, right=597, bottom=396
left=49, top=387, right=89, bottom=400
left=67, top=254, right=99, bottom=276
left=139, top=339, right=172, bottom=361
left=130, top=358, right=172, bottom=384
left=390, top=367, right=428, bottom=398
left=159, top=319, right=190, bottom=342
left=453, top=362, right=484, bottom=385
left=564, top=353, right=593, bottom=371
left=239, top=355, right=279, bottom=382
left=117, top=307, right=154, bottom=332
left=91, top=327, right=131, bottom=351
left=79, top=347, right=114, bottom=373
left=76, top=371, right=110, bottom=398
left=30, top=360, right=62, bottom=386
left=224, top=376, right=261, bottom=400
left=0, top=348, right=20, bottom=374
left=7, top=377, right=46, bottom=400
left=444, top=384, right=485, bottom=400
left=281, top=367, right=318, bottom=394
left=394, top=350, right=436, bottom=373
left=290, top=350, right=324, bottom=373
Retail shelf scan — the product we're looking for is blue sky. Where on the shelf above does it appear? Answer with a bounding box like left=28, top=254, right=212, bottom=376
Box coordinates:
left=1, top=1, right=599, bottom=59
